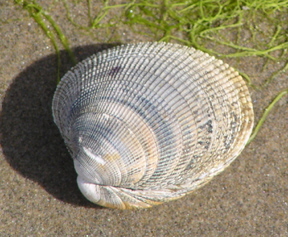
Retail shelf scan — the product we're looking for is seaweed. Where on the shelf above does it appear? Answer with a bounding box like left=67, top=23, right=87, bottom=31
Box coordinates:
left=15, top=0, right=77, bottom=83
left=247, top=88, right=288, bottom=145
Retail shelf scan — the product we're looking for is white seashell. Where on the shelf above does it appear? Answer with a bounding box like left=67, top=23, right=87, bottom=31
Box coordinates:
left=52, top=42, right=254, bottom=209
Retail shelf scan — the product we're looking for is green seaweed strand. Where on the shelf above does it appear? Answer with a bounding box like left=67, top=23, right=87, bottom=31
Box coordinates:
left=42, top=11, right=77, bottom=65
left=15, top=0, right=76, bottom=83
left=264, top=61, right=288, bottom=86
left=15, top=0, right=61, bottom=81
left=247, top=88, right=288, bottom=145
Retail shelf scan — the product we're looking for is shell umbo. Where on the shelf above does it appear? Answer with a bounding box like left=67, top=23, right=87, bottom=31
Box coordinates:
left=52, top=42, right=254, bottom=209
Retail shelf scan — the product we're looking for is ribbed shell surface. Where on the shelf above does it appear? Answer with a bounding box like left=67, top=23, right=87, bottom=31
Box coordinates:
left=52, top=42, right=254, bottom=209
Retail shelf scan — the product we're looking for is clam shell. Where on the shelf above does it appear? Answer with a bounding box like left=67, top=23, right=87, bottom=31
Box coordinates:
left=52, top=42, right=254, bottom=209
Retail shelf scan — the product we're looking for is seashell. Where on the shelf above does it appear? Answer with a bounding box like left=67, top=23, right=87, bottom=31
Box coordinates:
left=52, top=42, right=254, bottom=209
